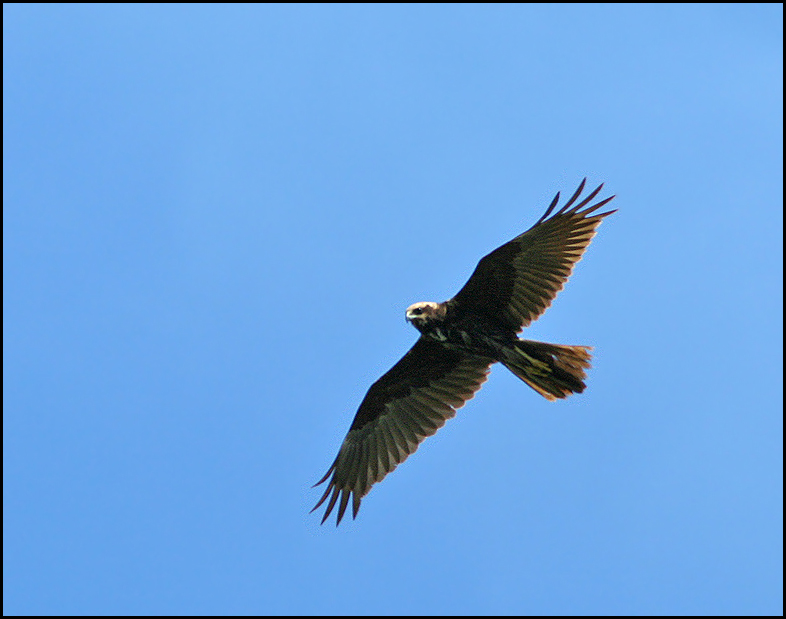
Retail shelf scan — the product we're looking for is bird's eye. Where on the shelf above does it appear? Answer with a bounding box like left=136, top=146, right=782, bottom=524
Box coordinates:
left=413, top=308, right=422, bottom=314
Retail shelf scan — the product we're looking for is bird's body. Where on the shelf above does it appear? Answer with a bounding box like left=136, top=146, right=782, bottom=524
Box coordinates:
left=408, top=300, right=511, bottom=357
left=313, top=179, right=616, bottom=525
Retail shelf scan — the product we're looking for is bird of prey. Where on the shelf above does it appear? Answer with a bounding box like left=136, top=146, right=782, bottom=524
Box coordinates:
left=312, top=179, right=615, bottom=525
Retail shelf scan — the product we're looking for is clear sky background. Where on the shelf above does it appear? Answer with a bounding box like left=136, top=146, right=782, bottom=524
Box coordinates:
left=4, top=4, right=783, bottom=615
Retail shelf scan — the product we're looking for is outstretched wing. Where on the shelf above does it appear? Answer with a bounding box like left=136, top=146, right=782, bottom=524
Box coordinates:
left=312, top=338, right=493, bottom=526
left=449, top=179, right=616, bottom=333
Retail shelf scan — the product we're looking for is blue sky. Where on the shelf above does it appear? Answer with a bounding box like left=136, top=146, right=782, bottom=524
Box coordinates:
left=4, top=4, right=782, bottom=615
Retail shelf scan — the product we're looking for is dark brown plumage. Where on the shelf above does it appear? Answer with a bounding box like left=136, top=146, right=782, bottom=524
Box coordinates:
left=313, top=179, right=616, bottom=525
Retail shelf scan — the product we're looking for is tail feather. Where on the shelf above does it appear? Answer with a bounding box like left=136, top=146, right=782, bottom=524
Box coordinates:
left=501, top=340, right=592, bottom=401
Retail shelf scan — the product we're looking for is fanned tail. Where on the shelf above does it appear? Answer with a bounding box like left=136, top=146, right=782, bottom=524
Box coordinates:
left=502, top=340, right=592, bottom=401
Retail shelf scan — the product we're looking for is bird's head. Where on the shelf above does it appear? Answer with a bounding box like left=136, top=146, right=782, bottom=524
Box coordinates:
left=405, top=301, right=444, bottom=331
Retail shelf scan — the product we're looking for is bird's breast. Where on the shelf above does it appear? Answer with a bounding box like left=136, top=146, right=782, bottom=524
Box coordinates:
left=424, top=323, right=504, bottom=358
left=428, top=327, right=449, bottom=342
